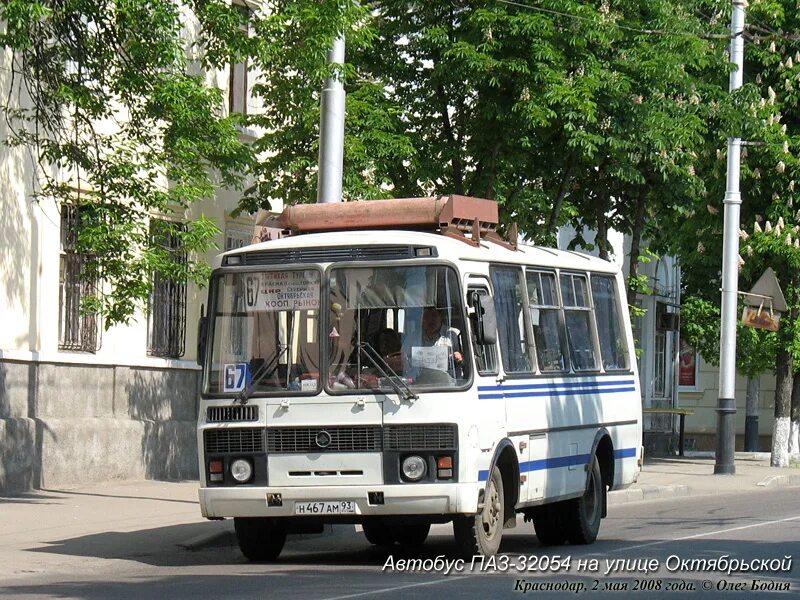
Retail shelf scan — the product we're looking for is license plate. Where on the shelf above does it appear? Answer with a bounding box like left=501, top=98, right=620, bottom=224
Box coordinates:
left=294, top=500, right=355, bottom=515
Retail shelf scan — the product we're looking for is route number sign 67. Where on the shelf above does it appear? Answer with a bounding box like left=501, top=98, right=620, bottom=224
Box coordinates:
left=223, top=363, right=251, bottom=392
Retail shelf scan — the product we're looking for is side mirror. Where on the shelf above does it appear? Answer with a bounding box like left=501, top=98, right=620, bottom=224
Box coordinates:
left=197, top=304, right=208, bottom=366
left=478, top=294, right=497, bottom=345
left=469, top=291, right=497, bottom=346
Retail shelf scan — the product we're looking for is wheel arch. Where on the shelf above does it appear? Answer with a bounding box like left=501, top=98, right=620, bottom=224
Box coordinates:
left=485, top=438, right=520, bottom=525
left=589, top=429, right=614, bottom=518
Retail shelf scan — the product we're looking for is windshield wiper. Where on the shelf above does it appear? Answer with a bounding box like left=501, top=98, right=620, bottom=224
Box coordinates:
left=357, top=342, right=418, bottom=402
left=236, top=344, right=287, bottom=405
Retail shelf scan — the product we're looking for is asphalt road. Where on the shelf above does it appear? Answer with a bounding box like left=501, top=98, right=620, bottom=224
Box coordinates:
left=1, top=486, right=799, bottom=599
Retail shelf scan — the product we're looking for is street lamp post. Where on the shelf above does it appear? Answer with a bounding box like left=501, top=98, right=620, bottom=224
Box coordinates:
left=715, top=0, right=747, bottom=475
left=317, top=36, right=346, bottom=204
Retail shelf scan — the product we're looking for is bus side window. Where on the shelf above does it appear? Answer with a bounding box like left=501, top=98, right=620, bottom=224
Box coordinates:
left=591, top=275, right=629, bottom=370
left=560, top=273, right=599, bottom=371
left=526, top=270, right=567, bottom=373
left=468, top=288, right=498, bottom=375
left=490, top=267, right=533, bottom=373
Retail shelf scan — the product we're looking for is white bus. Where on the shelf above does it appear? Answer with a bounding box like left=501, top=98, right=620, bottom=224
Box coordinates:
left=197, top=196, right=642, bottom=560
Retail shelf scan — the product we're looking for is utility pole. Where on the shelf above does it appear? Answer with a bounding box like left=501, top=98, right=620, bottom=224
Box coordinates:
left=716, top=0, right=746, bottom=475
left=317, top=36, right=346, bottom=204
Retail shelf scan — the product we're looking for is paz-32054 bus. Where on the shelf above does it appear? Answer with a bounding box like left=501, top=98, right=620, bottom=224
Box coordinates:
left=197, top=196, right=642, bottom=560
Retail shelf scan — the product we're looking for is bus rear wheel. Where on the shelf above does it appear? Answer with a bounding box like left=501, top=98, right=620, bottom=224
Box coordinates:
left=234, top=517, right=286, bottom=561
left=453, top=465, right=504, bottom=556
left=564, top=455, right=604, bottom=545
left=532, top=505, right=567, bottom=546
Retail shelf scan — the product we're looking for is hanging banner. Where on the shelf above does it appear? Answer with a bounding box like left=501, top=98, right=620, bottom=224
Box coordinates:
left=679, top=337, right=697, bottom=387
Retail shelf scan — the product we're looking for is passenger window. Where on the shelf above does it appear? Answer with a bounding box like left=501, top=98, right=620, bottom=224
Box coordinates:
left=560, top=273, right=598, bottom=371
left=591, top=275, right=629, bottom=370
left=468, top=288, right=498, bottom=374
left=490, top=267, right=533, bottom=373
left=526, top=271, right=567, bottom=372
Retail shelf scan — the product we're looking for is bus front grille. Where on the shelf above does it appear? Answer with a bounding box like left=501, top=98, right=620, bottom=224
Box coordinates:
left=204, top=428, right=265, bottom=454
left=264, top=424, right=458, bottom=453
left=207, top=405, right=259, bottom=422
left=267, top=426, right=383, bottom=453
left=383, top=424, right=457, bottom=450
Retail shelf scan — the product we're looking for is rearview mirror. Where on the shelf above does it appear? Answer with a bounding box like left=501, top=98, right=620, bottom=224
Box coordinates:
left=478, top=294, right=497, bottom=345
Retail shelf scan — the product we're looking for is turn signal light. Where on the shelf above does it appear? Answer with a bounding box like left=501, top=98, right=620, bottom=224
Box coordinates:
left=437, top=456, right=453, bottom=479
left=209, top=460, right=224, bottom=474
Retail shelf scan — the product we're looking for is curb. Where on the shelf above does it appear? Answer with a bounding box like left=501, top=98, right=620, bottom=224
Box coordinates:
left=756, top=474, right=800, bottom=488
left=608, top=484, right=691, bottom=505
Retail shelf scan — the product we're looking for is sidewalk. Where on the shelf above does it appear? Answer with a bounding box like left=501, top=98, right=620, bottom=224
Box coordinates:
left=1, top=454, right=798, bottom=575
left=608, top=453, right=800, bottom=504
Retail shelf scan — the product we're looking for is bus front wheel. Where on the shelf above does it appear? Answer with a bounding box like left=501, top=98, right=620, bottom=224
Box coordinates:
left=453, top=466, right=504, bottom=556
left=392, top=523, right=430, bottom=546
left=362, top=520, right=395, bottom=546
left=564, top=455, right=604, bottom=544
left=234, top=517, right=286, bottom=561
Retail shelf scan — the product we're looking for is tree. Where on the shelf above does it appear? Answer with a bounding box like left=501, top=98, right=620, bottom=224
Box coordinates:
left=0, top=0, right=253, bottom=325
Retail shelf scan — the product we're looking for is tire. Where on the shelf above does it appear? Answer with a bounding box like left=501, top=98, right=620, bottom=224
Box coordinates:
left=234, top=517, right=286, bottom=561
left=392, top=523, right=430, bottom=547
left=564, top=455, right=604, bottom=545
left=532, top=504, right=567, bottom=546
left=453, top=465, right=504, bottom=556
left=363, top=520, right=396, bottom=546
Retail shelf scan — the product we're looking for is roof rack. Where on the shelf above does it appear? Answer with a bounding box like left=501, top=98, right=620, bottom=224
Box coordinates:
left=257, top=195, right=517, bottom=250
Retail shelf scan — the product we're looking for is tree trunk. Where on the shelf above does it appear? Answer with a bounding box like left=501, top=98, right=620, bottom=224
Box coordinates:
left=744, top=376, right=760, bottom=452
left=594, top=196, right=610, bottom=261
left=790, top=373, right=800, bottom=455
left=626, top=191, right=648, bottom=305
left=771, top=349, right=792, bottom=467
left=547, top=159, right=573, bottom=236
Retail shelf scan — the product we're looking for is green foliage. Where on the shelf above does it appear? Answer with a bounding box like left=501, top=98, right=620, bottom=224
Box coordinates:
left=681, top=296, right=778, bottom=377
left=0, top=0, right=253, bottom=325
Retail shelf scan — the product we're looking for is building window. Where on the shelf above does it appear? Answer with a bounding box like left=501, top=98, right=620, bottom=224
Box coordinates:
left=59, top=204, right=101, bottom=352
left=225, top=227, right=252, bottom=251
left=147, top=219, right=187, bottom=358
left=229, top=2, right=251, bottom=115
left=653, top=330, right=667, bottom=397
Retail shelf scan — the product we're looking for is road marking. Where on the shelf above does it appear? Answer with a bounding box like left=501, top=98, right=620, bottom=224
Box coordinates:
left=604, top=513, right=800, bottom=554
left=320, top=576, right=471, bottom=600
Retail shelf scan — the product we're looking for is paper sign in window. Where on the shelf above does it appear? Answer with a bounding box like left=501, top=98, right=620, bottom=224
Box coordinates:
left=411, top=346, right=448, bottom=371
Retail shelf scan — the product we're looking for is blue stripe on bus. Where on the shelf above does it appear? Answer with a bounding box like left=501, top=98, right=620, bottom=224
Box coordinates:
left=477, top=379, right=636, bottom=393
left=477, top=446, right=637, bottom=481
left=613, top=447, right=637, bottom=459
left=478, top=382, right=637, bottom=401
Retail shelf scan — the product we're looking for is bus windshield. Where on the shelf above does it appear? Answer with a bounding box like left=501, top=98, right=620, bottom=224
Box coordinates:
left=206, top=269, right=321, bottom=396
left=327, top=264, right=470, bottom=392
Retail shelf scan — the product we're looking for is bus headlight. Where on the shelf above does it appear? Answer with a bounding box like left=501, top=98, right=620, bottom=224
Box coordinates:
left=231, top=458, right=253, bottom=483
left=401, top=455, right=427, bottom=481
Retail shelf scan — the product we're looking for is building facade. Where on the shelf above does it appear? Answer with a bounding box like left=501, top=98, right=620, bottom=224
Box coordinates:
left=0, top=12, right=263, bottom=493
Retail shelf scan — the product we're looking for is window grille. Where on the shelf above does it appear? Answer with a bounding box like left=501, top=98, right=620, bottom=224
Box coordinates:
left=147, top=219, right=187, bottom=358
left=58, top=204, right=101, bottom=352
left=225, top=227, right=252, bottom=251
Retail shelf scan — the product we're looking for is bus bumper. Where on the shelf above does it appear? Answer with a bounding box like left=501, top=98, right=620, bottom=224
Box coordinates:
left=199, top=482, right=480, bottom=519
